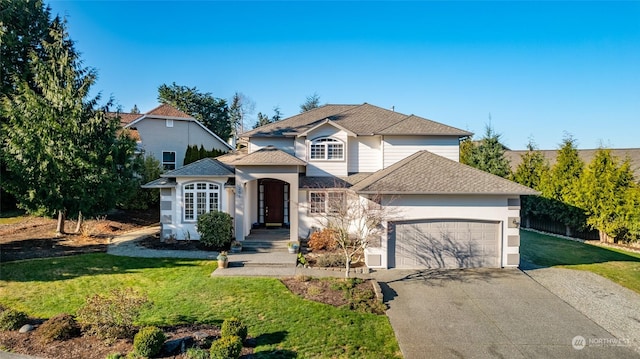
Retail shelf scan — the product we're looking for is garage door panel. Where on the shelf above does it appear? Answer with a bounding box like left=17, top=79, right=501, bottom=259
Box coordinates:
left=393, top=220, right=500, bottom=269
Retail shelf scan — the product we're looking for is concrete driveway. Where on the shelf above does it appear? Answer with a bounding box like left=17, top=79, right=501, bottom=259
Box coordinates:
left=374, top=268, right=638, bottom=359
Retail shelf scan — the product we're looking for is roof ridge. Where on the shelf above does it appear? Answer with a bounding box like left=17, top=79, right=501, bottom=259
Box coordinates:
left=376, top=113, right=414, bottom=133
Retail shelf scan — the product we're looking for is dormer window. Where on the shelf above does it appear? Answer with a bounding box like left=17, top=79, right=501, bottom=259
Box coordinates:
left=310, top=137, right=344, bottom=160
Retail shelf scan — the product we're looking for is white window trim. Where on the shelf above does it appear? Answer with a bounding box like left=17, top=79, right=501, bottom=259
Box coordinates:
left=166, top=119, right=174, bottom=127
left=162, top=151, right=176, bottom=170
left=183, top=181, right=221, bottom=222
left=309, top=137, right=345, bottom=161
left=308, top=190, right=345, bottom=215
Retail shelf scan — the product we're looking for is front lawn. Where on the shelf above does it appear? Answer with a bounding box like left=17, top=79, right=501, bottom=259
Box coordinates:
left=0, top=253, right=401, bottom=358
left=520, top=230, right=640, bottom=294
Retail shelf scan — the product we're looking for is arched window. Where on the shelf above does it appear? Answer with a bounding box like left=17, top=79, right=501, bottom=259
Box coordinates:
left=183, top=182, right=220, bottom=221
left=310, top=137, right=344, bottom=160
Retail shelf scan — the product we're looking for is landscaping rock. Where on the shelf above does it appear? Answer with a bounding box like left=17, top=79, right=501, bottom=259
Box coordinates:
left=163, top=336, right=194, bottom=354
left=19, top=324, right=34, bottom=333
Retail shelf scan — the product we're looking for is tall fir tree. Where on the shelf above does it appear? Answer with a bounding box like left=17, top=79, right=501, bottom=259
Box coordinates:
left=1, top=18, right=136, bottom=234
left=511, top=141, right=549, bottom=226
left=539, top=135, right=586, bottom=232
left=465, top=125, right=511, bottom=178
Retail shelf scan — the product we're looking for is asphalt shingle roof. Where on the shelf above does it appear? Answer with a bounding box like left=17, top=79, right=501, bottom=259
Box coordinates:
left=241, top=103, right=471, bottom=138
left=141, top=177, right=176, bottom=188
left=161, top=158, right=235, bottom=177
left=231, top=147, right=307, bottom=166
left=299, top=173, right=373, bottom=189
left=147, top=104, right=193, bottom=118
left=351, top=150, right=539, bottom=195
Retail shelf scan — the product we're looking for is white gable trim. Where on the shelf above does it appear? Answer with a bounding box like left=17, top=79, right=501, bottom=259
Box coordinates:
left=296, top=119, right=357, bottom=138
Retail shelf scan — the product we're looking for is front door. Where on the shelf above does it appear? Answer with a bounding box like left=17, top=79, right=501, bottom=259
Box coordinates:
left=262, top=180, right=284, bottom=227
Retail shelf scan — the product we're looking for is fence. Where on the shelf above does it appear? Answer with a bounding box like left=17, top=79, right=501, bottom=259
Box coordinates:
left=524, top=215, right=600, bottom=241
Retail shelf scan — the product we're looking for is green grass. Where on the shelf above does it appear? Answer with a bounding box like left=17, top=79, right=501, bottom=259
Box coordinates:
left=520, top=230, right=640, bottom=294
left=0, top=253, right=401, bottom=358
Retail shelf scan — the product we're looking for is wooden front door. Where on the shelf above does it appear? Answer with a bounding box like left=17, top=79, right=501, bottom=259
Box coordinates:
left=263, top=180, right=284, bottom=226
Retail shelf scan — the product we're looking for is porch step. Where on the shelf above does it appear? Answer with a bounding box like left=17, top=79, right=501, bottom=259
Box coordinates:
left=241, top=239, right=290, bottom=253
left=225, top=251, right=298, bottom=268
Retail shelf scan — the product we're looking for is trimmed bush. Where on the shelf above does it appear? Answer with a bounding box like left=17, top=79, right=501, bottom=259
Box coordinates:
left=105, top=353, right=124, bottom=359
left=210, top=335, right=242, bottom=359
left=76, top=288, right=149, bottom=341
left=186, top=347, right=209, bottom=359
left=133, top=326, right=166, bottom=358
left=316, top=253, right=346, bottom=268
left=220, top=317, right=247, bottom=341
left=308, top=228, right=337, bottom=251
left=197, top=211, right=233, bottom=248
left=0, top=308, right=28, bottom=331
left=37, top=313, right=80, bottom=342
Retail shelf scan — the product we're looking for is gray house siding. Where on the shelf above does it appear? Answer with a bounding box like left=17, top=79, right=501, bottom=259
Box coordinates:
left=136, top=119, right=230, bottom=168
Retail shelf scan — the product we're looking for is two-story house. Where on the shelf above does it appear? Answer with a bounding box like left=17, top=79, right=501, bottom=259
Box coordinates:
left=143, top=103, right=536, bottom=269
left=118, top=104, right=232, bottom=170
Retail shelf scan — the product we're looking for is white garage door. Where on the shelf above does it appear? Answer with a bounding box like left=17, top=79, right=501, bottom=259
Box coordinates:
left=392, top=219, right=501, bottom=269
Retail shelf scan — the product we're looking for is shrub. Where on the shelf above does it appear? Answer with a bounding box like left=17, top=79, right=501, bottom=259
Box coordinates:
left=316, top=253, right=346, bottom=268
left=308, top=228, right=337, bottom=251
left=133, top=326, right=166, bottom=358
left=209, top=335, right=242, bottom=359
left=76, top=288, right=149, bottom=341
left=186, top=347, right=209, bottom=359
left=220, top=317, right=247, bottom=341
left=105, top=353, right=124, bottom=359
left=37, top=313, right=80, bottom=342
left=197, top=211, right=233, bottom=248
left=0, top=308, right=28, bottom=331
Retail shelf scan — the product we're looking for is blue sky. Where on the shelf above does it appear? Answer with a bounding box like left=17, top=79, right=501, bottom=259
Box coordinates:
left=46, top=1, right=640, bottom=150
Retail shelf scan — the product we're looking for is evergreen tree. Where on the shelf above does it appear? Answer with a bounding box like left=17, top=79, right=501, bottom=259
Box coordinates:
left=578, top=149, right=638, bottom=242
left=511, top=141, right=550, bottom=226
left=539, top=135, right=586, bottom=232
left=158, top=82, right=231, bottom=140
left=299, top=92, right=321, bottom=113
left=465, top=125, right=511, bottom=178
left=0, top=0, right=53, bottom=211
left=459, top=136, right=475, bottom=166
left=1, top=18, right=136, bottom=234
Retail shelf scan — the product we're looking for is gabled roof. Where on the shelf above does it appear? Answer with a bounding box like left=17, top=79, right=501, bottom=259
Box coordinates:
left=241, top=103, right=471, bottom=138
left=299, top=172, right=373, bottom=189
left=114, top=112, right=143, bottom=126
left=122, top=104, right=233, bottom=150
left=351, top=150, right=539, bottom=195
left=232, top=147, right=306, bottom=166
left=146, top=104, right=192, bottom=119
left=141, top=177, right=176, bottom=188
left=161, top=158, right=235, bottom=178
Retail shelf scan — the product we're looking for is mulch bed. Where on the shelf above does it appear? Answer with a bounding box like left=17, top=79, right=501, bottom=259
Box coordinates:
left=0, top=324, right=254, bottom=359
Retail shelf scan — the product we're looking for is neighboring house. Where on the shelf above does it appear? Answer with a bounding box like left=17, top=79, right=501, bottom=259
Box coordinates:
left=116, top=104, right=232, bottom=170
left=144, top=103, right=537, bottom=269
left=505, top=148, right=640, bottom=178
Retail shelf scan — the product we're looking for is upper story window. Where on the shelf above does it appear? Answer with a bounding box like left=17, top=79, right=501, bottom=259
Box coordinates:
left=183, top=182, right=220, bottom=221
left=162, top=151, right=176, bottom=170
left=166, top=119, right=174, bottom=127
left=310, top=137, right=344, bottom=160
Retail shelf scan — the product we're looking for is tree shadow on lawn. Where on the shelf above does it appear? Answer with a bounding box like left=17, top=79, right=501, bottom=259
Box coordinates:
left=246, top=331, right=297, bottom=359
left=0, top=238, right=107, bottom=262
left=0, top=253, right=204, bottom=283
left=519, top=230, right=640, bottom=268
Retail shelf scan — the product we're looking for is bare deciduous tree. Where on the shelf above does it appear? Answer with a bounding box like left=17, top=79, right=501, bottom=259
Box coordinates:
left=312, top=189, right=396, bottom=277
